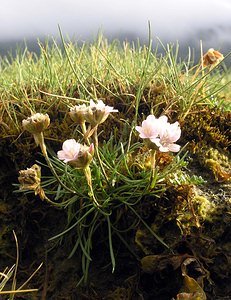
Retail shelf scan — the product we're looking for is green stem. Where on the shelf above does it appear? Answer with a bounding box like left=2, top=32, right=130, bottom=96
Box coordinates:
left=150, top=149, right=157, bottom=189
left=84, top=166, right=101, bottom=208
left=150, top=149, right=156, bottom=168
left=80, top=121, right=90, bottom=145
left=42, top=192, right=64, bottom=208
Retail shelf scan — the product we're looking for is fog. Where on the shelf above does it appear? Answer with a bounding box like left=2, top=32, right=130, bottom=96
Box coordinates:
left=0, top=0, right=231, bottom=57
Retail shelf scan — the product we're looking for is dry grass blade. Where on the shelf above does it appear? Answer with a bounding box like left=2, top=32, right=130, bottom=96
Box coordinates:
left=0, top=231, right=42, bottom=298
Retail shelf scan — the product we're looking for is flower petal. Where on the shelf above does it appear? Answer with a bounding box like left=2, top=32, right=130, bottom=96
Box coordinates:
left=62, top=139, right=76, bottom=152
left=150, top=138, right=161, bottom=147
left=57, top=139, right=81, bottom=162
left=159, top=146, right=170, bottom=152
left=57, top=150, right=71, bottom=162
left=167, top=144, right=181, bottom=152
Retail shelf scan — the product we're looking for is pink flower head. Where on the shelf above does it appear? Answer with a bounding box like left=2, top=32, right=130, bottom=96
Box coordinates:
left=136, top=115, right=181, bottom=152
left=85, top=99, right=118, bottom=126
left=57, top=139, right=81, bottom=163
left=57, top=139, right=94, bottom=168
left=150, top=121, right=181, bottom=152
left=136, top=115, right=168, bottom=139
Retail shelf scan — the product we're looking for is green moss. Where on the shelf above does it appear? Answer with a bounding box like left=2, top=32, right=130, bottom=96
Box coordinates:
left=198, top=146, right=231, bottom=182
left=192, top=195, right=216, bottom=222
left=184, top=109, right=231, bottom=151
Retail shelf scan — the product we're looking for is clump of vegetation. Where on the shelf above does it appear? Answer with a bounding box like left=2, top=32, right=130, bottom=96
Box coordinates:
left=0, top=33, right=230, bottom=299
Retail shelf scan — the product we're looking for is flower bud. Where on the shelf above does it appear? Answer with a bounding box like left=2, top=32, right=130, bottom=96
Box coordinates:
left=72, top=143, right=94, bottom=169
left=22, top=113, right=50, bottom=134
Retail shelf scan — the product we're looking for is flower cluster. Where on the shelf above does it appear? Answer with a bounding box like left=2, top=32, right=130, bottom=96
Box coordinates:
left=69, top=103, right=88, bottom=125
left=136, top=115, right=181, bottom=152
left=69, top=99, right=118, bottom=127
left=59, top=99, right=118, bottom=169
left=19, top=99, right=185, bottom=277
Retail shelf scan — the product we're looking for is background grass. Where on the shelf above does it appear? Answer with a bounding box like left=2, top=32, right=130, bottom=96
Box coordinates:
left=0, top=34, right=230, bottom=142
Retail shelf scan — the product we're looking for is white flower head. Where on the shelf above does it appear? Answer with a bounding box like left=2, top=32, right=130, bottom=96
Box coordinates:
left=22, top=113, right=50, bottom=134
left=85, top=99, right=118, bottom=126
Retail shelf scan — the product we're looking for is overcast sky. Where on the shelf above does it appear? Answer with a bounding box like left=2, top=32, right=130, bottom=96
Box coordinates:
left=0, top=0, right=231, bottom=51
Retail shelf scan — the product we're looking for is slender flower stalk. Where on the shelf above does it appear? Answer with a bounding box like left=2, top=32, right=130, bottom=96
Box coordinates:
left=80, top=122, right=91, bottom=145
left=68, top=99, right=118, bottom=184
left=42, top=143, right=77, bottom=194
left=69, top=104, right=91, bottom=144
left=150, top=149, right=157, bottom=189
left=57, top=139, right=94, bottom=168
left=57, top=139, right=101, bottom=207
left=84, top=166, right=101, bottom=208
left=150, top=149, right=156, bottom=169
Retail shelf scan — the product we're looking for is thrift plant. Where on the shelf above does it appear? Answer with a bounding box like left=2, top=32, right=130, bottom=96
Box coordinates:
left=1, top=35, right=228, bottom=297
left=17, top=100, right=188, bottom=283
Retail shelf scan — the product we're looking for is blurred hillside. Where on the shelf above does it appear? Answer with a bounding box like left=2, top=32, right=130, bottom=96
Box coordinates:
left=0, top=25, right=230, bottom=65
